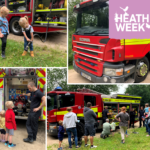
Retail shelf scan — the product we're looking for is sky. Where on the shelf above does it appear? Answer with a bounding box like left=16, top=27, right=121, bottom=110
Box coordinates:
left=111, top=84, right=129, bottom=95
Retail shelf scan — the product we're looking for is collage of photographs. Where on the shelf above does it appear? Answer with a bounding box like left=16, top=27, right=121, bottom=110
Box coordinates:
left=0, top=0, right=149, bottom=150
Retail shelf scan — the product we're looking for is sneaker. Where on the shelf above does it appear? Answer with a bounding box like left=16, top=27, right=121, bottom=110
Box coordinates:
left=5, top=142, right=8, bottom=146
left=8, top=143, right=16, bottom=148
left=1, top=53, right=5, bottom=58
left=76, top=146, right=81, bottom=148
left=85, top=144, right=89, bottom=147
left=90, top=145, right=97, bottom=148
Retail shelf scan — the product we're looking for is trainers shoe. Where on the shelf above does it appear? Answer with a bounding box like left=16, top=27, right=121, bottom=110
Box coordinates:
left=5, top=142, right=8, bottom=146
left=22, top=51, right=27, bottom=56
left=90, top=145, right=97, bottom=148
left=1, top=53, right=5, bottom=58
left=8, top=143, right=16, bottom=148
left=85, top=144, right=89, bottom=147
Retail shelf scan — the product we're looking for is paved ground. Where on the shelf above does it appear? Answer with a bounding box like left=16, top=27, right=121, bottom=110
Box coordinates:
left=47, top=122, right=140, bottom=149
left=7, top=32, right=67, bottom=51
left=68, top=69, right=150, bottom=83
left=1, top=119, right=45, bottom=150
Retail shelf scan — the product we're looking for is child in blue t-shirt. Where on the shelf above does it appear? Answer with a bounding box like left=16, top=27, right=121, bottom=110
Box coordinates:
left=18, top=16, right=34, bottom=57
left=58, top=120, right=65, bottom=150
left=0, top=6, right=9, bottom=58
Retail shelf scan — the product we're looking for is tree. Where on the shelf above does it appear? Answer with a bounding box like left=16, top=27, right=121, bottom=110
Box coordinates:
left=125, top=85, right=150, bottom=106
left=47, top=68, right=118, bottom=94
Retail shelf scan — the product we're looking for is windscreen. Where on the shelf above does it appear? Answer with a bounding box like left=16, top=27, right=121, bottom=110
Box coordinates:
left=47, top=94, right=57, bottom=111
left=75, top=1, right=109, bottom=35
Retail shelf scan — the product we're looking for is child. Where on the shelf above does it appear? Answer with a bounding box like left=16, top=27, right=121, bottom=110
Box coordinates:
left=58, top=120, right=64, bottom=150
left=5, top=101, right=17, bottom=148
left=0, top=6, right=10, bottom=58
left=110, top=119, right=116, bottom=136
left=0, top=110, right=6, bottom=142
left=18, top=16, right=34, bottom=57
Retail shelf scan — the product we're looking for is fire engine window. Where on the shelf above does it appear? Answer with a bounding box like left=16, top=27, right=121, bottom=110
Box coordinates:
left=59, top=94, right=75, bottom=108
left=84, top=96, right=96, bottom=106
left=47, top=94, right=57, bottom=111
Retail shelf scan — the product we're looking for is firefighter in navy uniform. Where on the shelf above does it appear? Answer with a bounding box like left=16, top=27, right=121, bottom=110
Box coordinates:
left=23, top=81, right=46, bottom=143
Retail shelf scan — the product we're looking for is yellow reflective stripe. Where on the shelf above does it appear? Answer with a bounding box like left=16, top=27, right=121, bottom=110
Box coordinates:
left=91, top=107, right=98, bottom=112
left=0, top=80, right=3, bottom=88
left=103, top=98, right=140, bottom=103
left=43, top=106, right=46, bottom=119
left=117, top=95, right=141, bottom=99
left=54, top=111, right=68, bottom=115
left=98, top=112, right=102, bottom=117
left=77, top=114, right=84, bottom=117
left=120, top=39, right=150, bottom=46
left=35, top=21, right=66, bottom=25
left=36, top=8, right=67, bottom=12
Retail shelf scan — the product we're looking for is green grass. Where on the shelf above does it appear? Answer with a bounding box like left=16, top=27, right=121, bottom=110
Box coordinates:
left=68, top=65, right=73, bottom=70
left=48, top=127, right=149, bottom=150
left=0, top=39, right=67, bottom=67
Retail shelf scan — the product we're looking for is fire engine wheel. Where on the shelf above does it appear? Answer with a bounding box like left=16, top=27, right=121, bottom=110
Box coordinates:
left=135, top=57, right=149, bottom=83
left=10, top=17, right=22, bottom=35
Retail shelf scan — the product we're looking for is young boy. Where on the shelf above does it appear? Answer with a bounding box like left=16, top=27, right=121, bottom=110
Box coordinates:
left=0, top=110, right=6, bottom=142
left=110, top=119, right=116, bottom=136
left=0, top=6, right=9, bottom=58
left=5, top=101, right=17, bottom=148
left=58, top=120, right=64, bottom=150
left=18, top=16, right=34, bottom=57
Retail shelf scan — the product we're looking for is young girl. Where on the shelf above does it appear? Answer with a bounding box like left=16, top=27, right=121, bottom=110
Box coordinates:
left=18, top=16, right=34, bottom=57
left=58, top=120, right=65, bottom=150
left=110, top=119, right=116, bottom=136
left=0, top=110, right=6, bottom=142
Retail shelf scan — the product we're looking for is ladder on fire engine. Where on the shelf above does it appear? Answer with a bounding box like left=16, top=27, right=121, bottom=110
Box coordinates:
left=77, top=88, right=103, bottom=94
left=77, top=88, right=112, bottom=98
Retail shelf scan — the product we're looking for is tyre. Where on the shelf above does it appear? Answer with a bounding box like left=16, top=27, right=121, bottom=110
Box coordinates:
left=10, top=17, right=22, bottom=35
left=135, top=56, right=149, bottom=83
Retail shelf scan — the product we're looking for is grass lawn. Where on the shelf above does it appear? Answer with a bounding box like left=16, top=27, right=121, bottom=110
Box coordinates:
left=0, top=39, right=66, bottom=67
left=68, top=65, right=73, bottom=70
left=47, top=127, right=149, bottom=150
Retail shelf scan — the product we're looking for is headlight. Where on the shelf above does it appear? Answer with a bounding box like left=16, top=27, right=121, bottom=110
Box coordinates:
left=50, top=126, right=57, bottom=129
left=104, top=68, right=123, bottom=76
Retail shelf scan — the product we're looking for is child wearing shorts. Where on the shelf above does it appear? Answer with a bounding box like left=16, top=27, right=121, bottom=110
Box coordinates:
left=18, top=16, right=34, bottom=57
left=110, top=119, right=116, bottom=136
left=58, top=120, right=65, bottom=150
left=5, top=101, right=17, bottom=148
left=0, top=110, right=6, bottom=142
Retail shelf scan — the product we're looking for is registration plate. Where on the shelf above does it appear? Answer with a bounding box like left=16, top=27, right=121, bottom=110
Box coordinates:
left=81, top=72, right=91, bottom=81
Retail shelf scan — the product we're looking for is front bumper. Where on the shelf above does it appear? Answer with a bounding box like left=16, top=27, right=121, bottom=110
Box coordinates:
left=48, top=123, right=58, bottom=136
left=73, top=60, right=135, bottom=83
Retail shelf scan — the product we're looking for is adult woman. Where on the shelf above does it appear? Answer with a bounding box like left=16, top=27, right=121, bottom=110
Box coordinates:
left=115, top=107, right=129, bottom=144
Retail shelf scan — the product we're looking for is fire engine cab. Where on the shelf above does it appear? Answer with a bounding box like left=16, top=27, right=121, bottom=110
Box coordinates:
left=47, top=88, right=141, bottom=136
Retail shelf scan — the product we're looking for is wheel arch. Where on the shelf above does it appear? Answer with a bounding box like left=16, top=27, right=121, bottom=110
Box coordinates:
left=145, top=52, right=150, bottom=70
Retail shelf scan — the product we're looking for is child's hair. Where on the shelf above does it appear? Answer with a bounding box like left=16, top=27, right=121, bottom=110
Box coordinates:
left=5, top=101, right=13, bottom=109
left=59, top=120, right=63, bottom=125
left=0, top=6, right=9, bottom=17
left=0, top=110, right=5, bottom=117
left=18, top=16, right=28, bottom=27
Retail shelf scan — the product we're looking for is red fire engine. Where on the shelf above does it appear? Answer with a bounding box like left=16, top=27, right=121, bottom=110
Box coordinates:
left=47, top=88, right=141, bottom=136
left=5, top=0, right=67, bottom=35
left=72, top=0, right=150, bottom=83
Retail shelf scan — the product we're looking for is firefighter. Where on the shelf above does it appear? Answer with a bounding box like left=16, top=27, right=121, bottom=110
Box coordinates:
left=102, top=106, right=112, bottom=123
left=22, top=81, right=46, bottom=143
left=129, top=108, right=135, bottom=128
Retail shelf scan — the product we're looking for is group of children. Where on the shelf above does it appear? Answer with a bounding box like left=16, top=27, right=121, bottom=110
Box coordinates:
left=0, top=101, right=17, bottom=148
left=0, top=6, right=34, bottom=58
